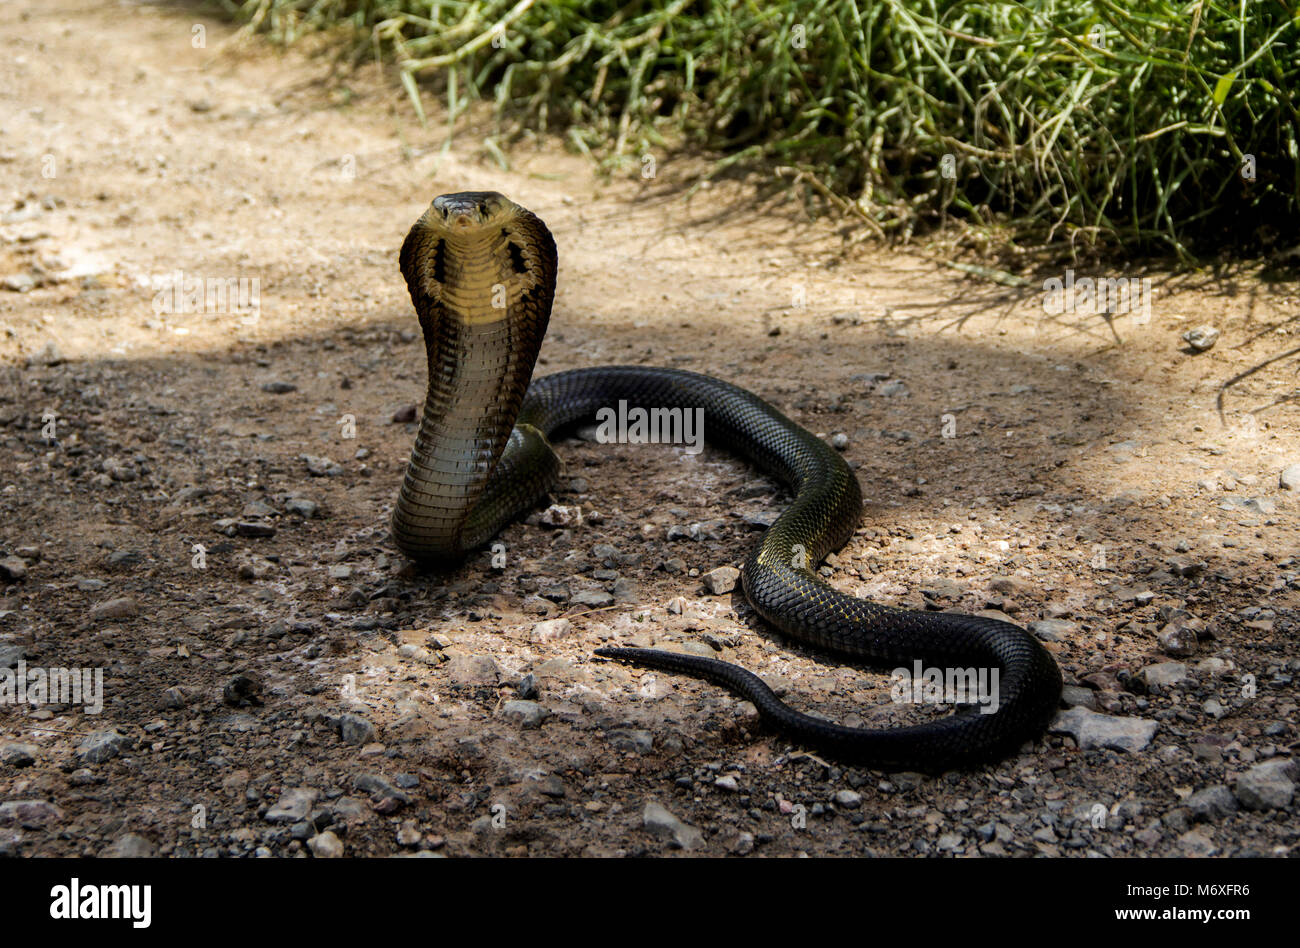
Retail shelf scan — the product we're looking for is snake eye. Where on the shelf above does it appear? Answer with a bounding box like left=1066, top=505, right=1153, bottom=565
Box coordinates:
left=478, top=201, right=488, bottom=217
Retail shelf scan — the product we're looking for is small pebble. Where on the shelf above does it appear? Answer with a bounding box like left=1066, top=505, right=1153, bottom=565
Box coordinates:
left=832, top=790, right=862, bottom=809
left=308, top=831, right=344, bottom=858
left=702, top=566, right=740, bottom=595
left=1181, top=325, right=1220, bottom=351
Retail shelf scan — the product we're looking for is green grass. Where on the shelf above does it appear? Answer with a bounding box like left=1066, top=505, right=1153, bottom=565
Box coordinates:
left=218, top=1, right=1300, bottom=260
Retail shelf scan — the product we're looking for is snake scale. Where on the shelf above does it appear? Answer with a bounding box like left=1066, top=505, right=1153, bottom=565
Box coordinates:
left=392, top=191, right=1062, bottom=770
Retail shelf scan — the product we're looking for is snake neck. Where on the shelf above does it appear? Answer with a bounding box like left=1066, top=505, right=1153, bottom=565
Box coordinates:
left=391, top=195, right=557, bottom=561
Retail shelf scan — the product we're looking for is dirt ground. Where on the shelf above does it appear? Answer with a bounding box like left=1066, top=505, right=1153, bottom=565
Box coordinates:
left=1, top=0, right=1297, bottom=858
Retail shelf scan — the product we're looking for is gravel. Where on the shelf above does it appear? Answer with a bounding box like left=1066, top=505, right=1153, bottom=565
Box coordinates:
left=1050, top=708, right=1158, bottom=753
left=702, top=565, right=740, bottom=595
left=606, top=729, right=654, bottom=754
left=0, top=556, right=27, bottom=581
left=642, top=801, right=704, bottom=851
left=832, top=790, right=863, bottom=809
left=101, top=832, right=156, bottom=858
left=265, top=788, right=318, bottom=823
left=1028, top=618, right=1076, bottom=643
left=1141, top=662, right=1189, bottom=689
left=0, top=800, right=63, bottom=826
left=0, top=743, right=37, bottom=767
left=1185, top=785, right=1238, bottom=823
left=501, top=700, right=550, bottom=729
left=308, top=831, right=344, bottom=858
left=1233, top=759, right=1297, bottom=811
left=337, top=713, right=377, bottom=745
left=1181, top=325, right=1221, bottom=351
left=76, top=730, right=133, bottom=764
left=531, top=618, right=573, bottom=642
left=87, top=597, right=138, bottom=622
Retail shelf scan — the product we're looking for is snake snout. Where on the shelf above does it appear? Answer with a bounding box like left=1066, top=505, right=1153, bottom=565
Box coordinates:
left=430, top=191, right=510, bottom=231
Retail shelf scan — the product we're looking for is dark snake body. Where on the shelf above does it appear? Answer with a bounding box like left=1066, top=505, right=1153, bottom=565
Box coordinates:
left=393, top=192, right=1063, bottom=771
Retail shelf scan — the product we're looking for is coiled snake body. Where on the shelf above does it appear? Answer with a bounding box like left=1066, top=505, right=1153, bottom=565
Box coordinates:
left=393, top=192, right=1062, bottom=770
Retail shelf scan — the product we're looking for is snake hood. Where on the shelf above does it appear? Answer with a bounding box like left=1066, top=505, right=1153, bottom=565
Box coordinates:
left=391, top=191, right=558, bottom=561
left=401, top=191, right=557, bottom=324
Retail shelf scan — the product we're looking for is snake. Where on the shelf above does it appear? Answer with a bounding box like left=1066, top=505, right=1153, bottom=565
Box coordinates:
left=392, top=191, right=1062, bottom=770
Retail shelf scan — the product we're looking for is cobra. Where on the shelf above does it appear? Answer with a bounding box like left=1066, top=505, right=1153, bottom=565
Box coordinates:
left=392, top=191, right=1062, bottom=770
